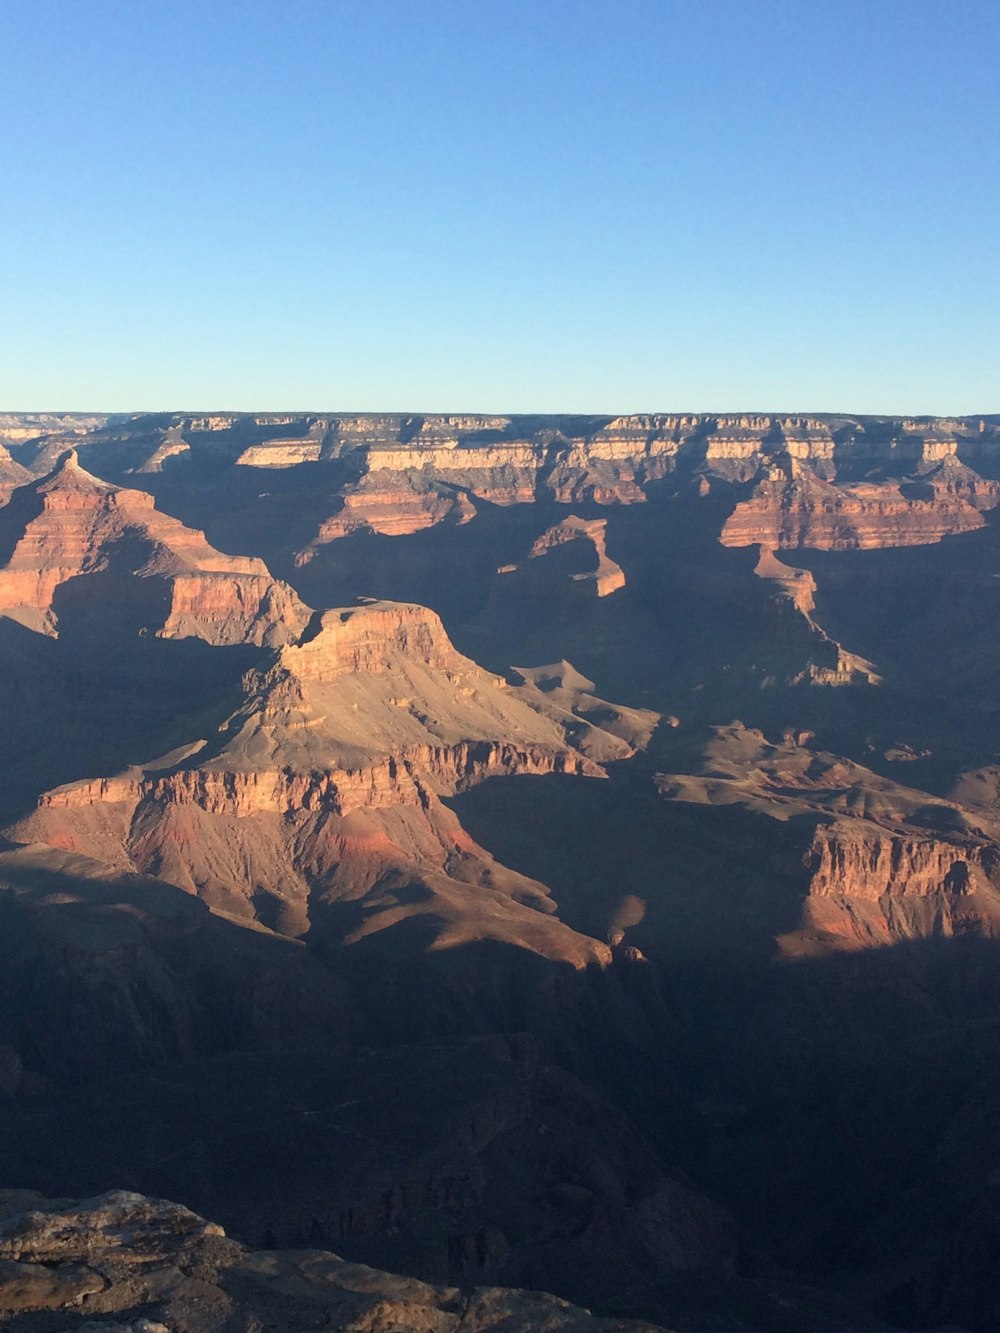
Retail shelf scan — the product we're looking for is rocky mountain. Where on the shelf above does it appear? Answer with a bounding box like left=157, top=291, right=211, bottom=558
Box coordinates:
left=4, top=409, right=1000, bottom=1330
left=5, top=597, right=653, bottom=956
left=0, top=451, right=308, bottom=644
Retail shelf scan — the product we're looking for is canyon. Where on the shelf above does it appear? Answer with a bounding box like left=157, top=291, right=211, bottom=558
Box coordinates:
left=3, top=411, right=1000, bottom=1331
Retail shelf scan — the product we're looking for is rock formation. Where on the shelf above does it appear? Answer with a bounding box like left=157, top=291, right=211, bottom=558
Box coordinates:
left=795, top=819, right=1000, bottom=951
left=0, top=442, right=31, bottom=506
left=721, top=455, right=1000, bottom=551
left=0, top=412, right=108, bottom=444
left=0, top=451, right=309, bottom=644
left=751, top=546, right=881, bottom=686
left=5, top=407, right=1000, bottom=1332
left=505, top=516, right=627, bottom=598
left=653, top=723, right=1000, bottom=954
left=304, top=474, right=477, bottom=546
left=7, top=411, right=1000, bottom=559
left=6, top=600, right=655, bottom=958
left=0, top=1189, right=669, bottom=1330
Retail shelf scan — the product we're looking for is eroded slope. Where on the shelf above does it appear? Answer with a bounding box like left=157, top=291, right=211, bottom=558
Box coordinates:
left=0, top=451, right=308, bottom=645
left=7, top=600, right=655, bottom=962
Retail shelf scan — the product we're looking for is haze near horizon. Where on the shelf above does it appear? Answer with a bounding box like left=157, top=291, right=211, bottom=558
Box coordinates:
left=2, top=0, right=997, bottom=414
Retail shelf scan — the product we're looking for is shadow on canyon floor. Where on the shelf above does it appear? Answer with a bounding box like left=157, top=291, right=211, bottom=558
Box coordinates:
left=3, top=848, right=1000, bottom=1327
left=448, top=757, right=821, bottom=960
left=0, top=616, right=261, bottom=823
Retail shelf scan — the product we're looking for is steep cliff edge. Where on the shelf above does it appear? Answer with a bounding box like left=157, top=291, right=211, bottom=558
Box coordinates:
left=721, top=455, right=1000, bottom=551
left=653, top=723, right=1000, bottom=954
left=7, top=600, right=655, bottom=961
left=751, top=546, right=881, bottom=686
left=0, top=451, right=309, bottom=645
left=305, top=473, right=477, bottom=545
left=0, top=1188, right=670, bottom=1331
left=794, top=819, right=1000, bottom=950
left=9, top=412, right=1000, bottom=563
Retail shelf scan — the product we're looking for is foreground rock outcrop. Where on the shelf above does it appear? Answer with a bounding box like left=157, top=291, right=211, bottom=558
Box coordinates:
left=0, top=1189, right=669, bottom=1331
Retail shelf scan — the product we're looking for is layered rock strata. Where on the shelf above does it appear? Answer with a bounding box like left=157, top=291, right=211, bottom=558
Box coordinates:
left=0, top=451, right=309, bottom=644
left=654, top=724, right=1000, bottom=954
left=797, top=820, right=1000, bottom=950
left=9, top=412, right=1000, bottom=555
left=721, top=455, right=1000, bottom=551
left=7, top=600, right=655, bottom=959
left=0, top=412, right=108, bottom=443
left=306, top=474, right=477, bottom=544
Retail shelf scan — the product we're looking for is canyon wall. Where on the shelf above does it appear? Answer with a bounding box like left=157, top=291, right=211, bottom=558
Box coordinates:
left=0, top=450, right=310, bottom=644
left=6, top=412, right=1000, bottom=553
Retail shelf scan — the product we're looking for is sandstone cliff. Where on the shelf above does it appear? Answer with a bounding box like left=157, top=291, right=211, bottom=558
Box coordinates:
left=751, top=546, right=881, bottom=686
left=721, top=455, right=1000, bottom=551
left=9, top=412, right=1000, bottom=559
left=653, top=723, right=1000, bottom=955
left=508, top=516, right=627, bottom=598
left=0, top=412, right=109, bottom=443
left=793, top=819, right=1000, bottom=950
left=304, top=473, right=477, bottom=545
left=0, top=451, right=309, bottom=645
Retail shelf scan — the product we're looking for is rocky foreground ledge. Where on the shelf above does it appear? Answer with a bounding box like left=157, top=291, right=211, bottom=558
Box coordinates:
left=0, top=1189, right=667, bottom=1332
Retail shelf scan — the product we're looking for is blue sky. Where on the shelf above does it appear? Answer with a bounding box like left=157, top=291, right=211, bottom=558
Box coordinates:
left=1, top=0, right=997, bottom=413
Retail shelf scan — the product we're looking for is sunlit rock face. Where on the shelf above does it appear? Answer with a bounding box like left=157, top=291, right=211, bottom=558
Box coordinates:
left=6, top=598, right=652, bottom=958
left=0, top=450, right=309, bottom=644
left=721, top=455, right=1000, bottom=551
left=505, top=515, right=627, bottom=598
left=9, top=411, right=1000, bottom=557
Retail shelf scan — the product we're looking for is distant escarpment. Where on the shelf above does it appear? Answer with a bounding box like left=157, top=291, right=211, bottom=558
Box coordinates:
left=721, top=454, right=1000, bottom=551
left=0, top=443, right=31, bottom=506
left=0, top=451, right=309, bottom=644
left=8, top=412, right=1000, bottom=558
left=7, top=599, right=656, bottom=961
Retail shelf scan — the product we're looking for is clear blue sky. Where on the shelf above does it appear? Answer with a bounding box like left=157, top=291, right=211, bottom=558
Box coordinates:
left=2, top=0, right=998, bottom=414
